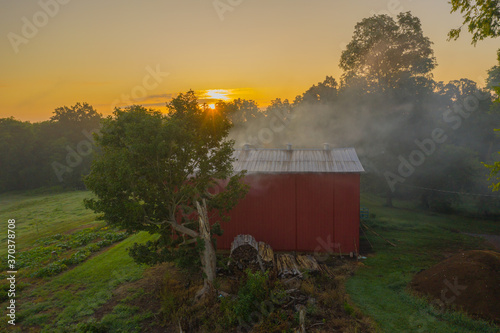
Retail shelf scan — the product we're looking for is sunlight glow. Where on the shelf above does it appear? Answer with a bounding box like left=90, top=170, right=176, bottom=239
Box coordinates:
left=208, top=103, right=216, bottom=109
left=204, top=89, right=231, bottom=101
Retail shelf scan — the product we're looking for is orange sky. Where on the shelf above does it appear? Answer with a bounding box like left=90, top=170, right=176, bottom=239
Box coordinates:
left=0, top=0, right=498, bottom=121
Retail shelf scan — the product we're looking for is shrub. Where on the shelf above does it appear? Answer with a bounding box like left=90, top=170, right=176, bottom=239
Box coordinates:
left=233, top=270, right=269, bottom=322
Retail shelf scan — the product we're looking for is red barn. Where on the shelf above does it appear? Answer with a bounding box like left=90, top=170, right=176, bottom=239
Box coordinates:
left=216, top=145, right=365, bottom=254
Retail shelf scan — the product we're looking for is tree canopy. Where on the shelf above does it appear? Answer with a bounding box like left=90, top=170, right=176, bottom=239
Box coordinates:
left=339, top=12, right=436, bottom=91
left=84, top=91, right=248, bottom=298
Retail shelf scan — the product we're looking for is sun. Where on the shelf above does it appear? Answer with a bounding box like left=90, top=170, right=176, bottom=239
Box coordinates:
left=208, top=103, right=216, bottom=110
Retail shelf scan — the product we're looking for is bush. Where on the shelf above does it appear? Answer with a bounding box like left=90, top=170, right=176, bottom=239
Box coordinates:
left=233, top=270, right=269, bottom=322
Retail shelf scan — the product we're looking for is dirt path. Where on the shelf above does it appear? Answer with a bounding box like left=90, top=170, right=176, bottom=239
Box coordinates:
left=465, top=233, right=500, bottom=251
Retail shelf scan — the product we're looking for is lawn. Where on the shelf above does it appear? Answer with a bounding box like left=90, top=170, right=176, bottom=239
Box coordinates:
left=347, top=193, right=500, bottom=332
left=0, top=190, right=100, bottom=256
left=0, top=190, right=158, bottom=332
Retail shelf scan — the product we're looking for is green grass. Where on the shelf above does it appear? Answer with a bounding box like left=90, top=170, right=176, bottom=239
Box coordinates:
left=347, top=193, right=500, bottom=333
left=0, top=190, right=158, bottom=332
left=0, top=190, right=100, bottom=256
left=4, top=231, right=153, bottom=332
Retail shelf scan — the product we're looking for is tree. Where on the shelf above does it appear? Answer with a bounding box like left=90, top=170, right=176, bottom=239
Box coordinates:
left=339, top=12, right=436, bottom=92
left=448, top=0, right=500, bottom=45
left=339, top=12, right=437, bottom=206
left=84, top=91, right=248, bottom=299
left=223, top=98, right=263, bottom=126
left=0, top=118, right=36, bottom=191
left=294, top=76, right=338, bottom=105
left=49, top=103, right=102, bottom=188
left=448, top=1, right=500, bottom=190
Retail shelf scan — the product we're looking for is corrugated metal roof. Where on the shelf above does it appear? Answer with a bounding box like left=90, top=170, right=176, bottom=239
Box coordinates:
left=232, top=147, right=364, bottom=173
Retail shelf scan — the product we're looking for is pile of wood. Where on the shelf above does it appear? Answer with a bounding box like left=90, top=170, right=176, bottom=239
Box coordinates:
left=276, top=253, right=301, bottom=278
left=229, top=234, right=261, bottom=271
left=229, top=234, right=335, bottom=279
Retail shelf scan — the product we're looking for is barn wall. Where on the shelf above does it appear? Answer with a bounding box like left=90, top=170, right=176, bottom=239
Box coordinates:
left=216, top=174, right=296, bottom=251
left=296, top=174, right=335, bottom=252
left=216, top=172, right=360, bottom=253
left=333, top=173, right=360, bottom=253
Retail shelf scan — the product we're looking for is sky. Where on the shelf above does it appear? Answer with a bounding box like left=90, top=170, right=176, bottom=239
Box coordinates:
left=0, top=0, right=498, bottom=122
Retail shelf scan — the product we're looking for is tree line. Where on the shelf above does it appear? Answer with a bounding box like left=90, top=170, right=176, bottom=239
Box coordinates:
left=1, top=12, right=499, bottom=215
left=0, top=103, right=101, bottom=192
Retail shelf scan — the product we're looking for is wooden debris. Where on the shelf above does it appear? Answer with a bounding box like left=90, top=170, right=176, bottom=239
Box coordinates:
left=230, top=234, right=337, bottom=279
left=258, top=241, right=275, bottom=271
left=319, top=263, right=335, bottom=277
left=276, top=253, right=300, bottom=278
left=295, top=254, right=320, bottom=274
left=294, top=305, right=306, bottom=333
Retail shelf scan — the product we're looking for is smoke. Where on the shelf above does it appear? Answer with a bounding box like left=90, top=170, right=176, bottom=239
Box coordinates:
left=226, top=74, right=500, bottom=208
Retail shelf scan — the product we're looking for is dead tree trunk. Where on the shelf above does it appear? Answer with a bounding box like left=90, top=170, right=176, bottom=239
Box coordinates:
left=195, top=199, right=216, bottom=301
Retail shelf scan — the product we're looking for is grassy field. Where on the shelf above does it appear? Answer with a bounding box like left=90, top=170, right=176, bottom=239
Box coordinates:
left=348, top=193, right=500, bottom=333
left=0, top=190, right=499, bottom=332
left=0, top=190, right=159, bottom=332
left=0, top=190, right=100, bottom=256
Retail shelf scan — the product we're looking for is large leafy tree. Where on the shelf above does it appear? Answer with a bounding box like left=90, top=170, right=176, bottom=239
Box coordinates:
left=84, top=91, right=248, bottom=299
left=339, top=12, right=437, bottom=206
left=339, top=12, right=436, bottom=92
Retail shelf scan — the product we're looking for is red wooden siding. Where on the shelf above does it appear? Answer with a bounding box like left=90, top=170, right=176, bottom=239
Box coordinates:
left=216, top=173, right=360, bottom=253
left=296, top=174, right=335, bottom=252
left=333, top=173, right=360, bottom=253
left=217, top=174, right=296, bottom=250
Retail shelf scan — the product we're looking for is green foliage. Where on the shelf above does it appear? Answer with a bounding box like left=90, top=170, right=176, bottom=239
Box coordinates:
left=84, top=92, right=248, bottom=273
left=233, top=270, right=269, bottom=321
left=340, top=12, right=436, bottom=90
left=222, top=98, right=264, bottom=127
left=31, top=262, right=68, bottom=278
left=0, top=226, right=128, bottom=279
left=218, top=269, right=273, bottom=328
left=343, top=301, right=355, bottom=316
left=448, top=0, right=500, bottom=45
left=0, top=103, right=102, bottom=192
